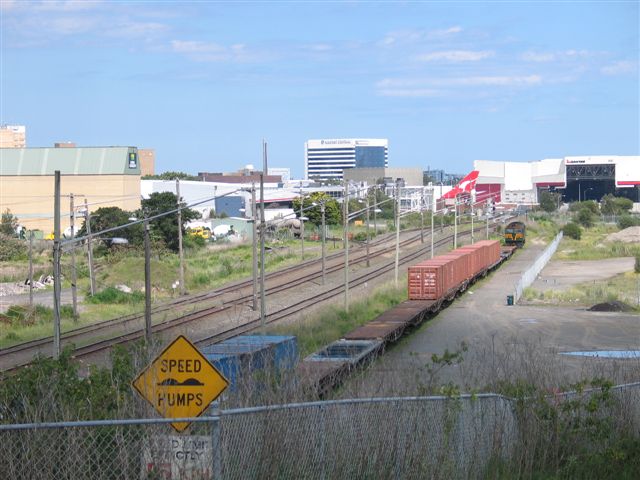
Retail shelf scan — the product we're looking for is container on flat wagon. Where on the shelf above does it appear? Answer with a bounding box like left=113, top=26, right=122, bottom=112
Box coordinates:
left=408, top=255, right=458, bottom=300
left=454, top=245, right=483, bottom=277
left=473, top=240, right=501, bottom=267
left=222, top=335, right=298, bottom=371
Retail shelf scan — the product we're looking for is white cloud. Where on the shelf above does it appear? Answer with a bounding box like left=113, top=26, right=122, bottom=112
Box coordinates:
left=377, top=75, right=543, bottom=96
left=601, top=60, right=636, bottom=76
left=521, top=49, right=595, bottom=62
left=416, top=50, right=494, bottom=62
left=428, top=26, right=463, bottom=38
left=451, top=75, right=542, bottom=86
left=171, top=39, right=265, bottom=63
left=378, top=26, right=462, bottom=47
left=377, top=88, right=444, bottom=98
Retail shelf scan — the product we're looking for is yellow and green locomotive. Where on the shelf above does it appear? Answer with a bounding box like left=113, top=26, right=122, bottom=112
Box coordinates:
left=504, top=221, right=526, bottom=247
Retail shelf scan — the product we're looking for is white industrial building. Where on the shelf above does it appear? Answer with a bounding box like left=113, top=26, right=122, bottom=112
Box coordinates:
left=474, top=155, right=640, bottom=205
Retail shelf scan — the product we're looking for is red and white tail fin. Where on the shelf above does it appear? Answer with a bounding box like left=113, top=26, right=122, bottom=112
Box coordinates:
left=441, top=170, right=479, bottom=199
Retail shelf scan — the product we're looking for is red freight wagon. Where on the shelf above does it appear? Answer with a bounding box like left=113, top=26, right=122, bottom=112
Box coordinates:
left=408, top=253, right=469, bottom=300
left=408, top=240, right=502, bottom=301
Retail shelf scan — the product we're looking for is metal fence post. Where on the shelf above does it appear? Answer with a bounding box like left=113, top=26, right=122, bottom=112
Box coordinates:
left=211, top=403, right=221, bottom=479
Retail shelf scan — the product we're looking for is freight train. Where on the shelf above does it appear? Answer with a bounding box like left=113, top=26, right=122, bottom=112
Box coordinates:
left=504, top=221, right=526, bottom=247
left=408, top=240, right=502, bottom=301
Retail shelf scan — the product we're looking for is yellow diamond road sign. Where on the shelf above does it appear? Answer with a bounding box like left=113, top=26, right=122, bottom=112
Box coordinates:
left=133, top=335, right=229, bottom=432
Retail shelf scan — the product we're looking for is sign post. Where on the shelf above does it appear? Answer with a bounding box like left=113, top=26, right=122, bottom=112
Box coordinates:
left=132, top=335, right=229, bottom=432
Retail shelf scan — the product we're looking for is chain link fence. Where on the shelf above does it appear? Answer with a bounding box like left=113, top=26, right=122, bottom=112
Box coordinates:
left=514, top=231, right=563, bottom=302
left=2, top=383, right=639, bottom=479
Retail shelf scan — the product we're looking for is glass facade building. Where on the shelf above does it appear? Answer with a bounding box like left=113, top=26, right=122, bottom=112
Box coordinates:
left=305, top=139, right=388, bottom=180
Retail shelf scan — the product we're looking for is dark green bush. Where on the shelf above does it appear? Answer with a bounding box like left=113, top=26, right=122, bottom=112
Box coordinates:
left=86, top=287, right=145, bottom=304
left=617, top=215, right=640, bottom=230
left=575, top=208, right=595, bottom=228
left=0, top=233, right=27, bottom=261
left=563, top=222, right=582, bottom=240
left=635, top=256, right=640, bottom=274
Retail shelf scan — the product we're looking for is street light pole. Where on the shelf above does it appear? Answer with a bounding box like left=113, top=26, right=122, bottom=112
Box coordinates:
left=299, top=182, right=304, bottom=260
left=344, top=180, right=349, bottom=311
left=394, top=179, right=400, bottom=287
left=260, top=146, right=266, bottom=330
left=321, top=202, right=326, bottom=285
left=144, top=216, right=152, bottom=345
left=176, top=179, right=185, bottom=295
left=366, top=191, right=370, bottom=267
left=251, top=182, right=258, bottom=311
left=471, top=200, right=474, bottom=244
left=454, top=197, right=458, bottom=249
left=420, top=189, right=424, bottom=244
left=431, top=203, right=435, bottom=259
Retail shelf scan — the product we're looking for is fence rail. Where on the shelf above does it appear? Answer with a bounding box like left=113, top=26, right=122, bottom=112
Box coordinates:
left=2, top=383, right=640, bottom=479
left=514, top=231, right=563, bottom=302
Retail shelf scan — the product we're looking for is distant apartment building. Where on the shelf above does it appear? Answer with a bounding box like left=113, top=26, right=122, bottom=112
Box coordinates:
left=304, top=138, right=388, bottom=180
left=138, top=148, right=156, bottom=176
left=0, top=125, right=26, bottom=148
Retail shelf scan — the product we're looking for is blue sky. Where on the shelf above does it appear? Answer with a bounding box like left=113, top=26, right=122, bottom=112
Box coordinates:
left=1, top=1, right=638, bottom=178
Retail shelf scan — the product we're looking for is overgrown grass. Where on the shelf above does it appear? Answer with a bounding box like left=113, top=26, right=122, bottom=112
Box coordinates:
left=268, top=281, right=407, bottom=357
left=555, top=223, right=640, bottom=261
left=522, top=272, right=640, bottom=309
left=86, top=287, right=145, bottom=305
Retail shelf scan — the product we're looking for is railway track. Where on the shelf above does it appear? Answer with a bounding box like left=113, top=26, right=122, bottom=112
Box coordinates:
left=1, top=218, right=505, bottom=371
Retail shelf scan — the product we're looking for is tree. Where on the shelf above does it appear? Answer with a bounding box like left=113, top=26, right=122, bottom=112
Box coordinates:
left=539, top=191, right=558, bottom=213
left=141, top=192, right=200, bottom=252
left=0, top=209, right=19, bottom=236
left=77, top=206, right=144, bottom=247
left=142, top=171, right=199, bottom=181
left=292, top=192, right=341, bottom=225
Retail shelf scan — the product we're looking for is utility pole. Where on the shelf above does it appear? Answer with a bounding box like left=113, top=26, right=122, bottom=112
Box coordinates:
left=260, top=142, right=267, bottom=331
left=365, top=191, right=370, bottom=267
left=84, top=198, right=96, bottom=296
left=420, top=189, right=424, bottom=244
left=454, top=197, right=458, bottom=249
left=299, top=182, right=304, bottom=260
left=431, top=202, right=435, bottom=259
left=29, top=231, right=34, bottom=307
left=176, top=179, right=185, bottom=295
left=344, top=180, right=349, bottom=311
left=69, top=193, right=78, bottom=319
left=251, top=182, right=258, bottom=311
left=486, top=201, right=490, bottom=240
left=394, top=179, right=401, bottom=287
left=53, top=171, right=61, bottom=359
left=321, top=202, right=326, bottom=285
left=471, top=199, right=474, bottom=244
left=144, top=216, right=152, bottom=345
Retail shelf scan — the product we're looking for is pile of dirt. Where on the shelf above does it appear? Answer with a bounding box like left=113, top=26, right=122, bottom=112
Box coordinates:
left=588, top=301, right=635, bottom=312
left=605, top=226, right=640, bottom=243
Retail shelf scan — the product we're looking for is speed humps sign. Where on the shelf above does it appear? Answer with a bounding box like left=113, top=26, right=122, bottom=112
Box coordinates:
left=133, top=335, right=229, bottom=432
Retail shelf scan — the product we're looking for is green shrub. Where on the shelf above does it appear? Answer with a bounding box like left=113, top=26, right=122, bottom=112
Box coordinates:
left=0, top=234, right=27, bottom=261
left=563, top=222, right=582, bottom=240
left=569, top=200, right=599, bottom=214
left=617, top=215, right=640, bottom=230
left=353, top=231, right=368, bottom=241
left=635, top=256, right=640, bottom=274
left=0, top=304, right=74, bottom=327
left=575, top=208, right=595, bottom=228
left=86, top=287, right=145, bottom=304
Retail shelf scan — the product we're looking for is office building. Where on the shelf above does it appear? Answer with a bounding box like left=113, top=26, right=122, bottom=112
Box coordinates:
left=304, top=138, right=388, bottom=180
left=0, top=125, right=26, bottom=148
